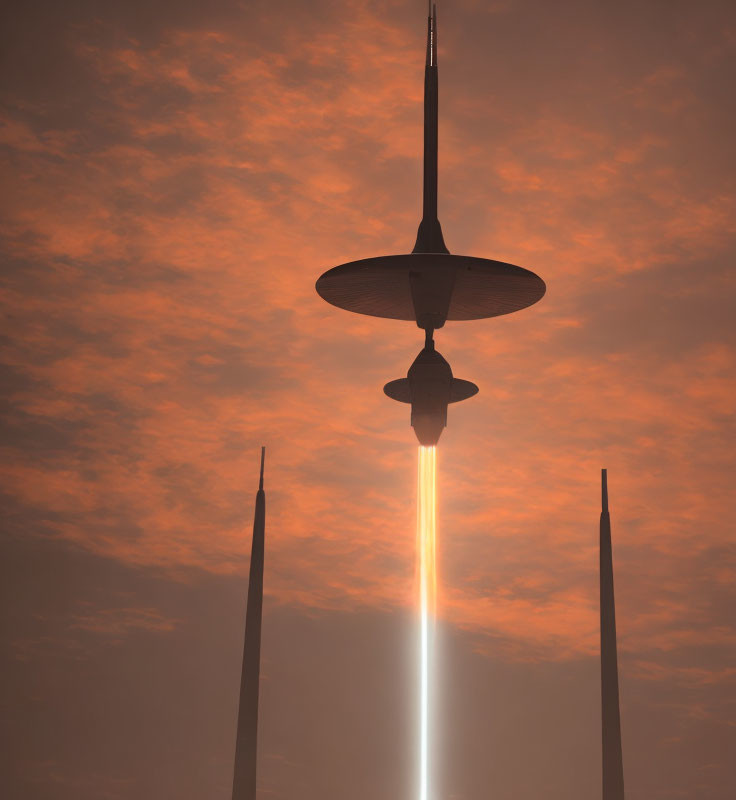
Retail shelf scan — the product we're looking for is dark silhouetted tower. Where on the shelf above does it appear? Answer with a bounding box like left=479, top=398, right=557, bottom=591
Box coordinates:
left=600, top=468, right=625, bottom=800
left=232, top=448, right=266, bottom=800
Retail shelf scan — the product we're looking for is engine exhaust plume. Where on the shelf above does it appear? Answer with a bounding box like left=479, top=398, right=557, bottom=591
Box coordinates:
left=417, top=445, right=437, bottom=800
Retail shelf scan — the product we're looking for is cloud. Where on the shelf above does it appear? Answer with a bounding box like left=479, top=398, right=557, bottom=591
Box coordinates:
left=1, top=0, right=734, bottom=667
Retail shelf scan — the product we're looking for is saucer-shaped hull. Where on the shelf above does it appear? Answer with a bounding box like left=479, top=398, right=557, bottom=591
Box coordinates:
left=384, top=377, right=478, bottom=404
left=316, top=253, right=545, bottom=323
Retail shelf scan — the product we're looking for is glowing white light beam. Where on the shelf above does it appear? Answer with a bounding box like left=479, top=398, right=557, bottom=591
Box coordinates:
left=417, top=445, right=437, bottom=800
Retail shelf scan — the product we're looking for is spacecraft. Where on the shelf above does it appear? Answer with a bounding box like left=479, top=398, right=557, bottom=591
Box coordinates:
left=384, top=331, right=477, bottom=446
left=316, top=3, right=545, bottom=444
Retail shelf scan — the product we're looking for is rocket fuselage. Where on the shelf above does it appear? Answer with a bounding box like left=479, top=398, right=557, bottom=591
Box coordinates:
left=407, top=345, right=452, bottom=445
left=384, top=341, right=477, bottom=446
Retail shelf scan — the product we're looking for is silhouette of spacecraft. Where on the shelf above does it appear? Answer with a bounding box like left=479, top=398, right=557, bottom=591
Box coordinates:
left=316, top=2, right=545, bottom=444
left=384, top=329, right=478, bottom=446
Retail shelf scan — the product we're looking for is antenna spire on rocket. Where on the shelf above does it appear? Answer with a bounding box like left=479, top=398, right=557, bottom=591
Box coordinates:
left=414, top=0, right=447, bottom=255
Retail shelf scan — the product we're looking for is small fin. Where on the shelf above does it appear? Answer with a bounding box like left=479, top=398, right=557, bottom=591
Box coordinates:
left=384, top=379, right=412, bottom=403
left=449, top=379, right=479, bottom=403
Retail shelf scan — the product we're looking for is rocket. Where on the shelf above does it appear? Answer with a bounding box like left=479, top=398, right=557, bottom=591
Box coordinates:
left=384, top=331, right=477, bottom=446
left=316, top=2, right=545, bottom=444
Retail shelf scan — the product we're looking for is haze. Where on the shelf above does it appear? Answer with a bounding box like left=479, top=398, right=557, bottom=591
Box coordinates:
left=1, top=1, right=734, bottom=798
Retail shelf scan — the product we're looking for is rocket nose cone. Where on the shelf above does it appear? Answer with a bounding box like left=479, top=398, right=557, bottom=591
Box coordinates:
left=412, top=413, right=444, bottom=446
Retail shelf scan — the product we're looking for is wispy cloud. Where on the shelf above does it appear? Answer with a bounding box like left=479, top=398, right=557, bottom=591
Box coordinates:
left=1, top=0, right=734, bottom=668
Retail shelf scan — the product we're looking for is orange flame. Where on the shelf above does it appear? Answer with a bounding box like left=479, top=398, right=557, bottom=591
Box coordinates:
left=417, top=445, right=437, bottom=617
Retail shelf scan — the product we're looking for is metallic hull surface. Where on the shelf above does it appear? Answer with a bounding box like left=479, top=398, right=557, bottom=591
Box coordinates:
left=316, top=253, right=546, bottom=326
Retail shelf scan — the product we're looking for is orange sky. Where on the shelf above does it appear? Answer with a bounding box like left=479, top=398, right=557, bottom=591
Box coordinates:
left=1, top=1, right=735, bottom=798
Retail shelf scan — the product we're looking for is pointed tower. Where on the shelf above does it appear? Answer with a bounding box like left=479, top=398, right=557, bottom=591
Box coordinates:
left=232, top=447, right=266, bottom=800
left=600, top=469, right=625, bottom=800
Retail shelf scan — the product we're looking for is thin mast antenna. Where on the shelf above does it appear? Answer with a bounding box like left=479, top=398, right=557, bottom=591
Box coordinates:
left=414, top=2, right=448, bottom=254
left=425, top=1, right=436, bottom=66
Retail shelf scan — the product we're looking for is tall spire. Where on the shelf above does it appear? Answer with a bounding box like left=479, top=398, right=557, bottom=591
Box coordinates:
left=232, top=447, right=267, bottom=800
left=600, top=468, right=625, bottom=800
left=413, top=2, right=449, bottom=254
left=258, top=445, right=265, bottom=490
